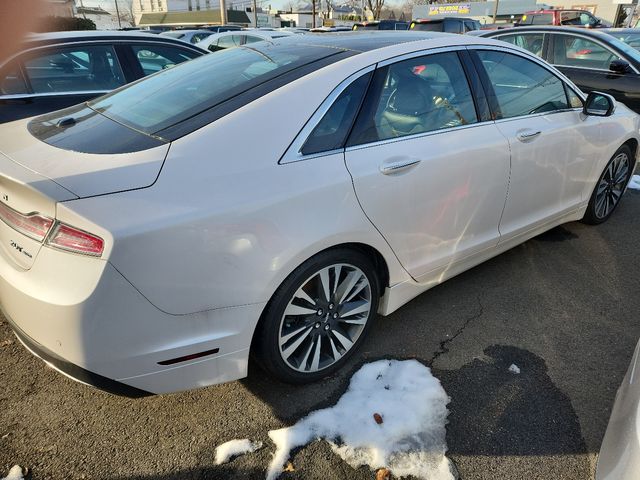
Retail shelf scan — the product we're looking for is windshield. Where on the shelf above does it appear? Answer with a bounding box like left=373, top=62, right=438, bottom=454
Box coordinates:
left=410, top=22, right=443, bottom=32
left=89, top=42, right=341, bottom=136
left=609, top=32, right=640, bottom=51
left=603, top=34, right=640, bottom=61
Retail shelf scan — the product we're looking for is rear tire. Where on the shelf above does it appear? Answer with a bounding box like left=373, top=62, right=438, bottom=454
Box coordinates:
left=582, top=145, right=634, bottom=225
left=253, top=248, right=380, bottom=384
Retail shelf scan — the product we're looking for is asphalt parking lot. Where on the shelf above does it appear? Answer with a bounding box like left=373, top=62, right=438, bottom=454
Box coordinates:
left=2, top=190, right=640, bottom=480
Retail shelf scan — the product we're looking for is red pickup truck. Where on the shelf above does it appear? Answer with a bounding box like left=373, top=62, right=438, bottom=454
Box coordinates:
left=517, top=9, right=605, bottom=28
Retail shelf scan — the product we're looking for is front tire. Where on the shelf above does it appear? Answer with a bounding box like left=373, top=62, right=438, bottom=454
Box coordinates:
left=583, top=145, right=634, bottom=225
left=254, top=249, right=380, bottom=384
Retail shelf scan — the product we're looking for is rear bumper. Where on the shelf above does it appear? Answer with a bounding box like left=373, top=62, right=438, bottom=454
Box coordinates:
left=7, top=313, right=152, bottom=398
left=0, top=244, right=266, bottom=395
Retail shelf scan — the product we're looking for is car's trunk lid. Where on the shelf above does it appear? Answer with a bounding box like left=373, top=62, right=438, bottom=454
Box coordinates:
left=1, top=105, right=170, bottom=199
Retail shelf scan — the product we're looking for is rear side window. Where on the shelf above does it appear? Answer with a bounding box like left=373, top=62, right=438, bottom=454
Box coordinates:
left=301, top=72, right=372, bottom=155
left=348, top=52, right=478, bottom=146
left=23, top=45, right=125, bottom=93
left=477, top=50, right=569, bottom=119
left=496, top=33, right=545, bottom=57
left=0, top=61, right=28, bottom=95
left=132, top=44, right=199, bottom=75
left=89, top=44, right=347, bottom=136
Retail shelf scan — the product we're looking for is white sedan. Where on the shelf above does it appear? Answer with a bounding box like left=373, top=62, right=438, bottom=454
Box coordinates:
left=0, top=32, right=637, bottom=396
left=195, top=29, right=295, bottom=52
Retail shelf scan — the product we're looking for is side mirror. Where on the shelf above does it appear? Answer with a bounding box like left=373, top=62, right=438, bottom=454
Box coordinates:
left=610, top=59, right=632, bottom=74
left=583, top=91, right=615, bottom=116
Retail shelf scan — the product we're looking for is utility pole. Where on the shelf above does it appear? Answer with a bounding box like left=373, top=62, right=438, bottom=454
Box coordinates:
left=492, top=0, right=499, bottom=23
left=312, top=0, right=316, bottom=27
left=219, top=0, right=227, bottom=24
left=253, top=0, right=258, bottom=27
left=114, top=0, right=123, bottom=29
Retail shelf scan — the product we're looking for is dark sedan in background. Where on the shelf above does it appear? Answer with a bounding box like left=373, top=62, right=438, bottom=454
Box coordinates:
left=479, top=26, right=640, bottom=113
left=0, top=31, right=206, bottom=123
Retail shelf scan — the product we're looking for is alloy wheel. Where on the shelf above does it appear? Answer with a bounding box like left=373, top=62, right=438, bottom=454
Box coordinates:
left=595, top=152, right=630, bottom=219
left=278, top=263, right=372, bottom=373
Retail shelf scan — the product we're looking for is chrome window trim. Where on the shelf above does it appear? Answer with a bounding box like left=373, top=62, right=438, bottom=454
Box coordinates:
left=343, top=120, right=496, bottom=154
left=492, top=30, right=640, bottom=74
left=376, top=45, right=467, bottom=67
left=0, top=90, right=109, bottom=100
left=279, top=65, right=376, bottom=164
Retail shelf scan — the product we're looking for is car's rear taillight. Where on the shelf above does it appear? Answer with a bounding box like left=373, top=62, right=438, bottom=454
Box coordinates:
left=45, top=223, right=104, bottom=256
left=0, top=201, right=53, bottom=241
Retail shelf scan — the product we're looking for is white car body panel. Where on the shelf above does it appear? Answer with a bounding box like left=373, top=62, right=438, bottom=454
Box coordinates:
left=345, top=122, right=511, bottom=281
left=0, top=33, right=638, bottom=394
left=597, top=338, right=640, bottom=480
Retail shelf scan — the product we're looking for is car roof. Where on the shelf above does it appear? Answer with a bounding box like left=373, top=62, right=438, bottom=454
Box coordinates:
left=267, top=31, right=457, bottom=52
left=478, top=25, right=613, bottom=39
left=602, top=28, right=640, bottom=33
left=22, top=30, right=207, bottom=51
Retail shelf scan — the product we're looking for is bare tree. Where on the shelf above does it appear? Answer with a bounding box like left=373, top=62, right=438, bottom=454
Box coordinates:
left=366, top=0, right=384, bottom=20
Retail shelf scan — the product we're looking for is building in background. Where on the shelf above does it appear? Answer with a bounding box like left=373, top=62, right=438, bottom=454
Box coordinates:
left=44, top=0, right=76, bottom=16
left=412, top=0, right=635, bottom=25
left=134, top=0, right=251, bottom=26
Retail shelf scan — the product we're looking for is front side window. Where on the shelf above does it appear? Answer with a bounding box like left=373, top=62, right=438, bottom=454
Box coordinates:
left=23, top=45, right=125, bottom=93
left=132, top=44, right=199, bottom=76
left=552, top=34, right=621, bottom=70
left=348, top=52, right=478, bottom=145
left=496, top=33, right=545, bottom=57
left=477, top=50, right=569, bottom=119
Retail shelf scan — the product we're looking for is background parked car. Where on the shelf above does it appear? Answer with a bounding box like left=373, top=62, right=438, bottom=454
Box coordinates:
left=0, top=31, right=205, bottom=123
left=196, top=30, right=295, bottom=52
left=160, top=29, right=213, bottom=44
left=409, top=17, right=481, bottom=33
left=351, top=20, right=409, bottom=30
left=602, top=28, right=640, bottom=50
left=479, top=26, right=640, bottom=112
left=204, top=25, right=243, bottom=33
left=516, top=9, right=605, bottom=28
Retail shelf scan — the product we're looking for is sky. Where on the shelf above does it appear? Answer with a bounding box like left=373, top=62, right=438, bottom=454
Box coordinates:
left=79, top=0, right=406, bottom=14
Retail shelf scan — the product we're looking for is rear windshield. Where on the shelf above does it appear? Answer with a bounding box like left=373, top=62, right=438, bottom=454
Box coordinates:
left=88, top=42, right=342, bottom=137
left=352, top=24, right=379, bottom=30
left=410, top=21, right=443, bottom=32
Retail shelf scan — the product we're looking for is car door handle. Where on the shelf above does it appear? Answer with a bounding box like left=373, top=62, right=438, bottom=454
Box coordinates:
left=516, top=130, right=542, bottom=142
left=380, top=158, right=421, bottom=175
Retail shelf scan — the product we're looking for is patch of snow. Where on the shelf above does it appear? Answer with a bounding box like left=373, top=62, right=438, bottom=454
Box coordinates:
left=215, top=439, right=262, bottom=465
left=1, top=466, right=23, bottom=480
left=508, top=364, right=521, bottom=374
left=266, top=359, right=454, bottom=480
left=628, top=175, right=640, bottom=190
